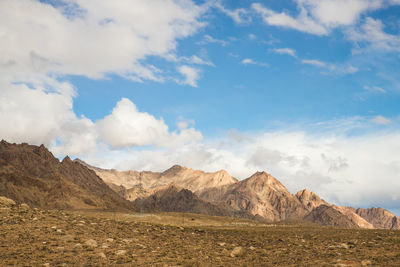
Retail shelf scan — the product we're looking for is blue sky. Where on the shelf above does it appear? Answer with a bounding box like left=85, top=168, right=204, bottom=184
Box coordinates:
left=1, top=0, right=400, bottom=213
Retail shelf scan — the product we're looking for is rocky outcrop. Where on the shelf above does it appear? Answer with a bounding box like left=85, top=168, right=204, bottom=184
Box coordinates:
left=356, top=207, right=400, bottom=230
left=0, top=141, right=133, bottom=211
left=295, top=189, right=328, bottom=212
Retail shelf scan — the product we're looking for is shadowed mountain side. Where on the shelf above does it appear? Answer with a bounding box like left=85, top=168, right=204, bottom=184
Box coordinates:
left=304, top=205, right=361, bottom=228
left=133, top=184, right=263, bottom=221
left=0, top=141, right=133, bottom=211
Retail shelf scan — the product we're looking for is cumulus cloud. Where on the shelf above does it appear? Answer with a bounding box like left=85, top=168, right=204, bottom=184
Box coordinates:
left=96, top=98, right=202, bottom=148
left=0, top=0, right=206, bottom=81
left=0, top=0, right=207, bottom=154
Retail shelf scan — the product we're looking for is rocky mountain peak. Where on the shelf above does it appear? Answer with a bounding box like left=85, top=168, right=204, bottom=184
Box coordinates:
left=295, top=189, right=327, bottom=212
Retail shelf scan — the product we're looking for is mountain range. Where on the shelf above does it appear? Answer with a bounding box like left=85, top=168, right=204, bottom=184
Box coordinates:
left=0, top=140, right=399, bottom=229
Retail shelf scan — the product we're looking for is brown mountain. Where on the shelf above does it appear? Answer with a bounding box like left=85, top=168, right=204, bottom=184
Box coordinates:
left=356, top=207, right=400, bottom=230
left=78, top=161, right=238, bottom=198
left=74, top=159, right=400, bottom=229
left=304, top=205, right=360, bottom=228
left=199, top=171, right=308, bottom=221
left=295, top=189, right=328, bottom=212
left=0, top=141, right=132, bottom=211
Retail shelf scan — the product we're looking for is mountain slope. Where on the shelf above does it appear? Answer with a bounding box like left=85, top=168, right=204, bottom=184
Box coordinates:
left=356, top=207, right=400, bottom=230
left=199, top=172, right=308, bottom=221
left=304, top=205, right=360, bottom=228
left=0, top=141, right=132, bottom=211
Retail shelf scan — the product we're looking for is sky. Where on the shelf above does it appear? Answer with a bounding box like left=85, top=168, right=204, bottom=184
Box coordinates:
left=1, top=0, right=400, bottom=214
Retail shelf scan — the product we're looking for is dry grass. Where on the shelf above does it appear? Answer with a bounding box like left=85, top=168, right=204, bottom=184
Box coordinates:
left=1, top=205, right=400, bottom=266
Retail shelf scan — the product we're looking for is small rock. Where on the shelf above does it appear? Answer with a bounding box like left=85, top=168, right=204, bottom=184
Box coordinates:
left=0, top=196, right=16, bottom=207
left=101, top=243, right=109, bottom=249
left=122, top=238, right=133, bottom=244
left=32, top=217, right=38, bottom=221
left=230, top=246, right=246, bottom=257
left=43, top=263, right=50, bottom=267
left=218, top=242, right=226, bottom=247
left=56, top=229, right=63, bottom=233
left=56, top=246, right=65, bottom=251
left=51, top=226, right=57, bottom=230
left=20, top=203, right=30, bottom=210
left=61, top=234, right=75, bottom=242
left=98, top=252, right=107, bottom=259
left=74, top=243, right=83, bottom=249
left=84, top=239, right=98, bottom=248
left=339, top=243, right=349, bottom=249
left=106, top=238, right=114, bottom=242
left=361, top=260, right=372, bottom=266
left=249, top=246, right=256, bottom=250
left=116, top=250, right=127, bottom=256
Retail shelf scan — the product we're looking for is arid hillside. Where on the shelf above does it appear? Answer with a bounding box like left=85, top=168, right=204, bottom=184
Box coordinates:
left=0, top=141, right=132, bottom=211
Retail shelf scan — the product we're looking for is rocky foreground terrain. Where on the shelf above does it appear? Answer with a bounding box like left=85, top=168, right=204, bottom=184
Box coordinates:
left=1, top=196, right=400, bottom=266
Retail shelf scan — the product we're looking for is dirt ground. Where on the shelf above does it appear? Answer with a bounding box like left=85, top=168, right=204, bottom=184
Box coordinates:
left=1, top=205, right=400, bottom=266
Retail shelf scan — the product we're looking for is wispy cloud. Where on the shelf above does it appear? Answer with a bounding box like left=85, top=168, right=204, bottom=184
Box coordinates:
left=213, top=2, right=251, bottom=24
left=272, top=48, right=297, bottom=57
left=370, top=115, right=391, bottom=125
left=198, top=34, right=229, bottom=46
left=241, top=58, right=269, bottom=67
left=363, top=85, right=386, bottom=93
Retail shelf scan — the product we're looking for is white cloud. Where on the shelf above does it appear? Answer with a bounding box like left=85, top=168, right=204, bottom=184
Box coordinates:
left=272, top=48, right=297, bottom=57
left=363, top=85, right=386, bottom=93
left=0, top=0, right=206, bottom=81
left=370, top=115, right=391, bottom=124
left=177, top=65, right=201, bottom=87
left=346, top=17, right=400, bottom=53
left=199, top=34, right=229, bottom=46
left=252, top=1, right=397, bottom=36
left=96, top=98, right=202, bottom=148
left=302, top=59, right=359, bottom=74
left=213, top=2, right=251, bottom=24
left=241, top=58, right=269, bottom=67
left=248, top=34, right=257, bottom=40
left=302, top=59, right=328, bottom=67
left=252, top=3, right=328, bottom=35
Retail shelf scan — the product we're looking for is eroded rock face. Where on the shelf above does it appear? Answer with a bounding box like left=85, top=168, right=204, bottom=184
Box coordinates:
left=356, top=207, right=400, bottom=230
